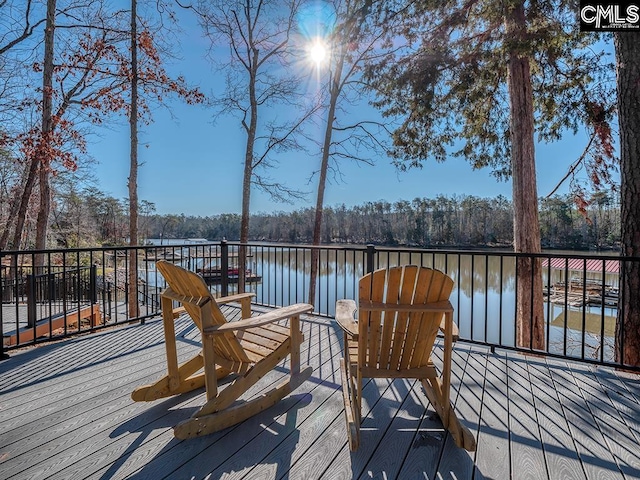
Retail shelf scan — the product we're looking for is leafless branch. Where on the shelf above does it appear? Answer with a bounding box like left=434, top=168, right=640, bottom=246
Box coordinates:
left=546, top=131, right=596, bottom=198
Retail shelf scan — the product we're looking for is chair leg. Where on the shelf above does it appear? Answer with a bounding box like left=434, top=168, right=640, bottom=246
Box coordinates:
left=196, top=341, right=291, bottom=416
left=132, top=354, right=231, bottom=402
left=340, top=357, right=360, bottom=451
left=132, top=353, right=204, bottom=401
left=421, top=378, right=476, bottom=452
left=174, top=356, right=311, bottom=440
left=174, top=372, right=307, bottom=439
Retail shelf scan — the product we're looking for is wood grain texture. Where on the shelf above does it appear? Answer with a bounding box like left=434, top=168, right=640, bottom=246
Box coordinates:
left=338, top=265, right=473, bottom=453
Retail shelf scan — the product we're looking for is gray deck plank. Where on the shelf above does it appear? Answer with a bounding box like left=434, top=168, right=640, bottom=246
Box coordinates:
left=506, top=352, right=547, bottom=480
left=615, top=369, right=640, bottom=405
left=526, top=355, right=587, bottom=480
left=395, top=341, right=475, bottom=480
left=547, top=357, right=625, bottom=480
left=434, top=345, right=487, bottom=479
left=292, top=324, right=395, bottom=480
left=338, top=378, right=415, bottom=479
left=354, top=379, right=426, bottom=480
left=0, top=311, right=204, bottom=397
left=475, top=350, right=511, bottom=479
left=592, top=369, right=640, bottom=443
left=228, top=383, right=345, bottom=480
left=0, top=309, right=638, bottom=480
left=0, top=325, right=204, bottom=478
left=565, top=363, right=640, bottom=479
left=0, top=335, right=192, bottom=435
left=39, top=313, right=325, bottom=480
left=0, top=320, right=201, bottom=444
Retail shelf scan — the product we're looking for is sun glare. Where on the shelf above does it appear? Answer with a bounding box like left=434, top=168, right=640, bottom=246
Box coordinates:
left=309, top=39, right=328, bottom=66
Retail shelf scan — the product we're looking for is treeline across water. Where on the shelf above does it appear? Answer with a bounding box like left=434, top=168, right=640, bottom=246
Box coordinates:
left=139, top=191, right=620, bottom=251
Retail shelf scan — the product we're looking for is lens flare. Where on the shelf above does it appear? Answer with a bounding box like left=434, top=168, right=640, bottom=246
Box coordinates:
left=309, top=40, right=328, bottom=65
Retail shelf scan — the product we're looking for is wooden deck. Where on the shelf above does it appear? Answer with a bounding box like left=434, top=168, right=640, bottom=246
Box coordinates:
left=1, top=305, right=639, bottom=480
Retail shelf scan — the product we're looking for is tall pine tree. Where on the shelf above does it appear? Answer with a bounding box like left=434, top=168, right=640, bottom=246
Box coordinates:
left=366, top=0, right=613, bottom=349
left=614, top=32, right=640, bottom=367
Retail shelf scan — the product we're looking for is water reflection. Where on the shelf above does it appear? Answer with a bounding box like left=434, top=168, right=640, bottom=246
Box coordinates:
left=247, top=247, right=617, bottom=362
left=141, top=243, right=617, bottom=363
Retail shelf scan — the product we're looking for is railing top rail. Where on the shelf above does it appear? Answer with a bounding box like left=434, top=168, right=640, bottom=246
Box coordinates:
left=2, top=241, right=636, bottom=262
left=223, top=242, right=634, bottom=262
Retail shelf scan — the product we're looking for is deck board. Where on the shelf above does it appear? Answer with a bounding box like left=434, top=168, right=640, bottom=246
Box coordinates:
left=1, top=306, right=640, bottom=480
left=396, top=342, right=473, bottom=479
left=475, top=351, right=511, bottom=479
left=564, top=361, right=640, bottom=480
left=548, top=358, right=626, bottom=480
left=525, top=357, right=580, bottom=480
left=435, top=344, right=485, bottom=479
left=506, top=352, right=547, bottom=480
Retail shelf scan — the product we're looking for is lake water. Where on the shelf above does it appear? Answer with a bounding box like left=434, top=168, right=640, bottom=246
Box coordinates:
left=142, top=242, right=618, bottom=362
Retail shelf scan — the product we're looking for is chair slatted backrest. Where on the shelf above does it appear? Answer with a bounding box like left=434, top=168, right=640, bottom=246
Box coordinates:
left=359, top=265, right=454, bottom=372
left=156, top=260, right=250, bottom=363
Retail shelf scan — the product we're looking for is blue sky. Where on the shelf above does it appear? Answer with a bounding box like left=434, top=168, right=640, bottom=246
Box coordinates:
left=86, top=8, right=612, bottom=217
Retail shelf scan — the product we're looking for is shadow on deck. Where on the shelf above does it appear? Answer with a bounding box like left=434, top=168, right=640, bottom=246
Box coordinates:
left=0, top=305, right=639, bottom=479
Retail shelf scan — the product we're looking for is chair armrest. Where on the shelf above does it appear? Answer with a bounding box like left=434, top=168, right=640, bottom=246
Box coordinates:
left=439, top=313, right=460, bottom=342
left=215, top=292, right=256, bottom=305
left=203, top=303, right=313, bottom=334
left=335, top=299, right=358, bottom=340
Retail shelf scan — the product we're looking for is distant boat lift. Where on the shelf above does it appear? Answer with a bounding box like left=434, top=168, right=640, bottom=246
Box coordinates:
left=197, top=255, right=261, bottom=285
left=542, top=257, right=619, bottom=308
left=541, top=257, right=620, bottom=275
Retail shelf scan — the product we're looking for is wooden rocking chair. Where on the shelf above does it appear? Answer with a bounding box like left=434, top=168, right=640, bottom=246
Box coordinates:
left=132, top=260, right=313, bottom=439
left=336, top=265, right=476, bottom=451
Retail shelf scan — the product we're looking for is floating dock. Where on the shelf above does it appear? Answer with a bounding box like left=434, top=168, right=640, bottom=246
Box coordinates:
left=544, top=279, right=618, bottom=308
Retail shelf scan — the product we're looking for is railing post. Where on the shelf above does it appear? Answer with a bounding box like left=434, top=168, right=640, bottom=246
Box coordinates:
left=0, top=251, right=7, bottom=360
left=365, top=244, right=376, bottom=274
left=47, top=272, right=55, bottom=302
left=26, top=273, right=36, bottom=328
left=0, top=311, right=6, bottom=358
left=90, top=264, right=97, bottom=304
left=220, top=239, right=229, bottom=297
left=107, top=283, right=113, bottom=319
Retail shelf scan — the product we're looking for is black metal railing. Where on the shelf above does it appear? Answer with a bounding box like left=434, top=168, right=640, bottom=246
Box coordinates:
left=1, top=241, right=638, bottom=372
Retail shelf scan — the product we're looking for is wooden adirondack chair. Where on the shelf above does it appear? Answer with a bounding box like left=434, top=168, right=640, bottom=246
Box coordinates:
left=132, top=260, right=313, bottom=439
left=336, top=265, right=476, bottom=452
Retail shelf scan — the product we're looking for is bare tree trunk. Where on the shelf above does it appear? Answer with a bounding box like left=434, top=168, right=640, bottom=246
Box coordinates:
left=199, top=1, right=306, bottom=293
left=238, top=47, right=260, bottom=293
left=33, top=0, right=56, bottom=266
left=35, top=159, right=51, bottom=256
left=614, top=32, right=640, bottom=367
left=239, top=155, right=252, bottom=292
left=309, top=57, right=343, bottom=307
left=128, top=0, right=140, bottom=319
left=6, top=161, right=38, bottom=249
left=505, top=0, right=544, bottom=350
